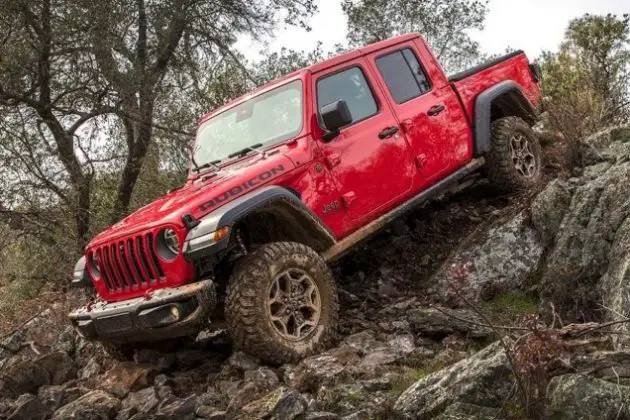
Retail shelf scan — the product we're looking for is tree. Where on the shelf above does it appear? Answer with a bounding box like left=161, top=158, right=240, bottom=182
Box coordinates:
left=341, top=0, right=488, bottom=73
left=0, top=0, right=118, bottom=251
left=84, top=0, right=316, bottom=222
left=0, top=0, right=317, bottom=254
left=540, top=14, right=630, bottom=140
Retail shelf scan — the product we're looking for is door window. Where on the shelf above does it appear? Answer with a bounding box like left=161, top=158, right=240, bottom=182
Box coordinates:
left=317, top=67, right=378, bottom=126
left=376, top=48, right=431, bottom=103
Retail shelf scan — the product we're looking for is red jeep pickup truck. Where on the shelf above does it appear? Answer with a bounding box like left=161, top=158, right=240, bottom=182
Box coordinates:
left=69, top=33, right=542, bottom=363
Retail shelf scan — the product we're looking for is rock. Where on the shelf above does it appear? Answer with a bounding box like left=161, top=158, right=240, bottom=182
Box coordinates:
left=1, top=331, right=25, bottom=357
left=0, top=359, right=51, bottom=397
left=53, top=390, right=120, bottom=420
left=286, top=354, right=348, bottom=392
left=541, top=134, right=630, bottom=318
left=197, top=390, right=224, bottom=408
left=241, top=387, right=307, bottom=420
left=436, top=211, right=544, bottom=303
left=79, top=358, right=101, bottom=379
left=408, top=306, right=492, bottom=338
left=156, top=395, right=197, bottom=419
left=531, top=179, right=572, bottom=247
left=360, top=377, right=392, bottom=391
left=134, top=349, right=176, bottom=371
left=305, top=412, right=340, bottom=420
left=244, top=366, right=280, bottom=390
left=547, top=374, right=630, bottom=419
left=38, top=385, right=66, bottom=412
left=433, top=403, right=502, bottom=419
left=121, top=387, right=159, bottom=414
left=101, top=362, right=159, bottom=398
left=344, top=331, right=381, bottom=355
left=227, top=351, right=259, bottom=371
left=227, top=368, right=280, bottom=411
left=8, top=394, right=47, bottom=420
left=195, top=406, right=227, bottom=419
left=342, top=410, right=371, bottom=420
left=33, top=351, right=76, bottom=385
left=52, top=326, right=76, bottom=355
left=394, top=342, right=511, bottom=419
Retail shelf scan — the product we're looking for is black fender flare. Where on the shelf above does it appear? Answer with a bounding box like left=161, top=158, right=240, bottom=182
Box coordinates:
left=473, top=80, right=538, bottom=156
left=183, top=186, right=336, bottom=259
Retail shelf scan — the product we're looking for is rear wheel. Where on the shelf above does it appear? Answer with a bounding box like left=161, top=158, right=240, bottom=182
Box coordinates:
left=226, top=242, right=339, bottom=364
left=486, top=116, right=542, bottom=192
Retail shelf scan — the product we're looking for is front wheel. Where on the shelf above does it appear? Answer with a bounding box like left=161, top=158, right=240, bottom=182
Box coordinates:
left=225, top=242, right=339, bottom=364
left=486, top=116, right=542, bottom=192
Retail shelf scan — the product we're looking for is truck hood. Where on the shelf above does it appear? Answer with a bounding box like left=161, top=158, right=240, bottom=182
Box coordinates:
left=89, top=154, right=295, bottom=247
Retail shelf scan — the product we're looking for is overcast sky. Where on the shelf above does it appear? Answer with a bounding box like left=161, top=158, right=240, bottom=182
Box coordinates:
left=236, top=0, right=629, bottom=63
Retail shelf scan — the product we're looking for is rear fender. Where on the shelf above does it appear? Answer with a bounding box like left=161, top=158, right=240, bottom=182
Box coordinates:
left=183, top=186, right=335, bottom=259
left=474, top=80, right=538, bottom=155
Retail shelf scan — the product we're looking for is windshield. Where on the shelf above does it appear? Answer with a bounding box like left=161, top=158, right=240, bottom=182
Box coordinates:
left=193, top=80, right=303, bottom=167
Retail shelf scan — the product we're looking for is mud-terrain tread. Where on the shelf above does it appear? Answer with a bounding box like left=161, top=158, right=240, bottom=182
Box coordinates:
left=486, top=116, right=542, bottom=192
left=225, top=242, right=339, bottom=364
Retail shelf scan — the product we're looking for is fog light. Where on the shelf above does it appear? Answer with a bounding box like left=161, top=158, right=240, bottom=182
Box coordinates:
left=170, top=305, right=180, bottom=321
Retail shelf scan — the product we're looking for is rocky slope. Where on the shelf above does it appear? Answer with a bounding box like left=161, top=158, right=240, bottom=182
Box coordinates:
left=2, top=126, right=630, bottom=420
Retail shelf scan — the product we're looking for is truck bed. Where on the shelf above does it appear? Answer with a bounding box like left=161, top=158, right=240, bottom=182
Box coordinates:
left=449, top=51, right=541, bottom=124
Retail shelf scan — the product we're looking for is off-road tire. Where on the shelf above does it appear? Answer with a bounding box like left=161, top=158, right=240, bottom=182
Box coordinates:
left=225, top=242, right=339, bottom=364
left=486, top=116, right=542, bottom=192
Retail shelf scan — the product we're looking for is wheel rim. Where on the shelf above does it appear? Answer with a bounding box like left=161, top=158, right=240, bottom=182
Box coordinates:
left=510, top=134, right=537, bottom=178
left=266, top=268, right=321, bottom=341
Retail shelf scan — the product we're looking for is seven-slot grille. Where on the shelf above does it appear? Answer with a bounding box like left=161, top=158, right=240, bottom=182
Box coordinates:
left=92, top=232, right=165, bottom=292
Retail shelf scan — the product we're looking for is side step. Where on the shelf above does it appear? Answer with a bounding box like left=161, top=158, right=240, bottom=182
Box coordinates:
left=322, top=158, right=485, bottom=262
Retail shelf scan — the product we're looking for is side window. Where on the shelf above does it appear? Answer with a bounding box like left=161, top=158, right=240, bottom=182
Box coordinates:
left=317, top=67, right=378, bottom=126
left=376, top=48, right=431, bottom=103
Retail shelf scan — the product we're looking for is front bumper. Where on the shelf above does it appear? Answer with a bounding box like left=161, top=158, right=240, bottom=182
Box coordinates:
left=68, top=280, right=216, bottom=343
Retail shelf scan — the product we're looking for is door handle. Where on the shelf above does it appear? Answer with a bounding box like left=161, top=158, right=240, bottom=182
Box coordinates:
left=427, top=104, right=446, bottom=116
left=378, top=126, right=399, bottom=139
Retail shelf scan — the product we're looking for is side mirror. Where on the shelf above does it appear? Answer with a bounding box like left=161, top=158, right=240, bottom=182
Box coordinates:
left=320, top=100, right=352, bottom=141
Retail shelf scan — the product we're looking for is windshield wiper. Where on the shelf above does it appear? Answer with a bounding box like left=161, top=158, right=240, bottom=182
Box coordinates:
left=227, top=143, right=264, bottom=159
left=192, top=158, right=222, bottom=173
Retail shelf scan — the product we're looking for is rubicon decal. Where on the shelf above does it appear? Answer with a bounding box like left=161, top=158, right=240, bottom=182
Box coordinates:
left=199, top=165, right=285, bottom=211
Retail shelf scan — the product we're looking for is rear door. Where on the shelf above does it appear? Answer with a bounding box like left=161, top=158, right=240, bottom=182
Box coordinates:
left=366, top=42, right=473, bottom=188
left=313, top=59, right=415, bottom=222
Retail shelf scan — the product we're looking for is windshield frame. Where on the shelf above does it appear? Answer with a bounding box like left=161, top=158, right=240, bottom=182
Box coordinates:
left=189, top=76, right=307, bottom=177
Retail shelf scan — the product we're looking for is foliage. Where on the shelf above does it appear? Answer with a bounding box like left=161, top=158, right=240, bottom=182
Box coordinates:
left=341, top=0, right=489, bottom=73
left=540, top=14, right=630, bottom=146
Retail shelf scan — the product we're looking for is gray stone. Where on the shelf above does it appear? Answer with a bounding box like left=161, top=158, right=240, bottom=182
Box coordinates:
left=531, top=179, right=572, bottom=247
left=436, top=211, right=544, bottom=303
left=195, top=406, right=227, bottom=419
left=342, top=410, right=371, bottom=420
left=33, top=351, right=76, bottom=385
left=121, top=387, right=159, bottom=413
left=52, top=390, right=120, bottom=420
left=433, top=403, right=502, bottom=419
left=394, top=342, right=511, bottom=419
left=408, top=306, right=492, bottom=338
left=305, top=412, right=340, bottom=420
left=38, top=385, right=65, bottom=412
left=243, top=366, right=280, bottom=390
left=8, top=394, right=47, bottom=420
left=156, top=395, right=197, bottom=420
left=100, top=362, right=159, bottom=398
left=241, top=387, right=307, bottom=420
left=227, top=351, right=259, bottom=371
left=79, top=358, right=101, bottom=380
left=547, top=374, right=630, bottom=419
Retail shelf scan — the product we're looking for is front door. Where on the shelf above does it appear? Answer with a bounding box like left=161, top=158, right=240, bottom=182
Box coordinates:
left=313, top=60, right=415, bottom=223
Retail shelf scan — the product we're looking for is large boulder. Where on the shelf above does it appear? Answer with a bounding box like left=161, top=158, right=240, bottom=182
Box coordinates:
left=394, top=342, right=511, bottom=419
left=52, top=390, right=120, bottom=419
left=100, top=362, right=159, bottom=398
left=547, top=374, right=630, bottom=419
left=540, top=127, right=630, bottom=320
left=436, top=211, right=544, bottom=303
left=531, top=179, right=572, bottom=247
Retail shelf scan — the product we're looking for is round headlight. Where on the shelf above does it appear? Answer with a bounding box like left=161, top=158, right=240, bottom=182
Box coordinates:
left=163, top=229, right=180, bottom=254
